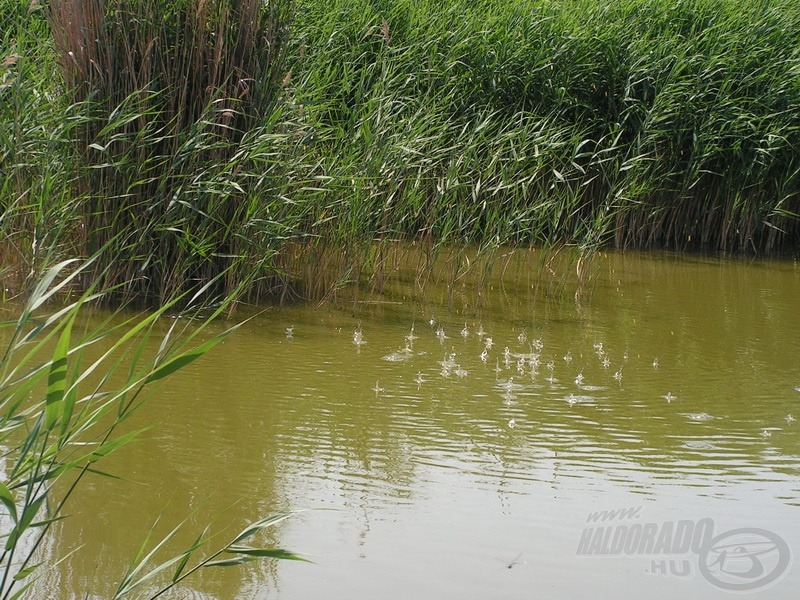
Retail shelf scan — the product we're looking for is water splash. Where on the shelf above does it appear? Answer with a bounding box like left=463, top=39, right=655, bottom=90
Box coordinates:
left=684, top=412, right=715, bottom=422
left=496, top=377, right=524, bottom=392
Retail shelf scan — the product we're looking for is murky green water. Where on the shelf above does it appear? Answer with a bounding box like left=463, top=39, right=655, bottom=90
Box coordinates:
left=38, top=251, right=800, bottom=599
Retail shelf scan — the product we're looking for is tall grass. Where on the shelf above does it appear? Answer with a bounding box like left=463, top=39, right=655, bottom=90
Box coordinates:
left=46, top=0, right=293, bottom=304
left=2, top=0, right=800, bottom=306
left=0, top=0, right=80, bottom=291
left=283, top=0, right=800, bottom=262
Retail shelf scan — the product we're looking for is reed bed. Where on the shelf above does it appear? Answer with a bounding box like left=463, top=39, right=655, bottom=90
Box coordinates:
left=1, top=0, right=799, bottom=305
left=285, top=0, right=800, bottom=255
left=48, top=0, right=294, bottom=304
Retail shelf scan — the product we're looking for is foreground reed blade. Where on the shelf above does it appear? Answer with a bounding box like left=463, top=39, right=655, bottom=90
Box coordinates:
left=0, top=258, right=301, bottom=598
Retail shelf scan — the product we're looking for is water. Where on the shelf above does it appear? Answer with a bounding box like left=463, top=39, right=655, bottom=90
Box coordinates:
left=37, top=251, right=800, bottom=598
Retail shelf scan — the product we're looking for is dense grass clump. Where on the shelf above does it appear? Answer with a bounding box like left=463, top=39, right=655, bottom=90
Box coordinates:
left=47, top=0, right=293, bottom=304
left=2, top=0, right=800, bottom=304
left=284, top=0, right=800, bottom=259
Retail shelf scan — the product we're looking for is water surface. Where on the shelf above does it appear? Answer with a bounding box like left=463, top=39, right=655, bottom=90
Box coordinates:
left=40, top=251, right=800, bottom=599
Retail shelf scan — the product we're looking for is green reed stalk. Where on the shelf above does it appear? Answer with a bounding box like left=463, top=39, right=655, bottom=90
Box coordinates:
left=47, top=0, right=294, bottom=305
left=0, top=256, right=302, bottom=598
left=3, top=0, right=800, bottom=305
